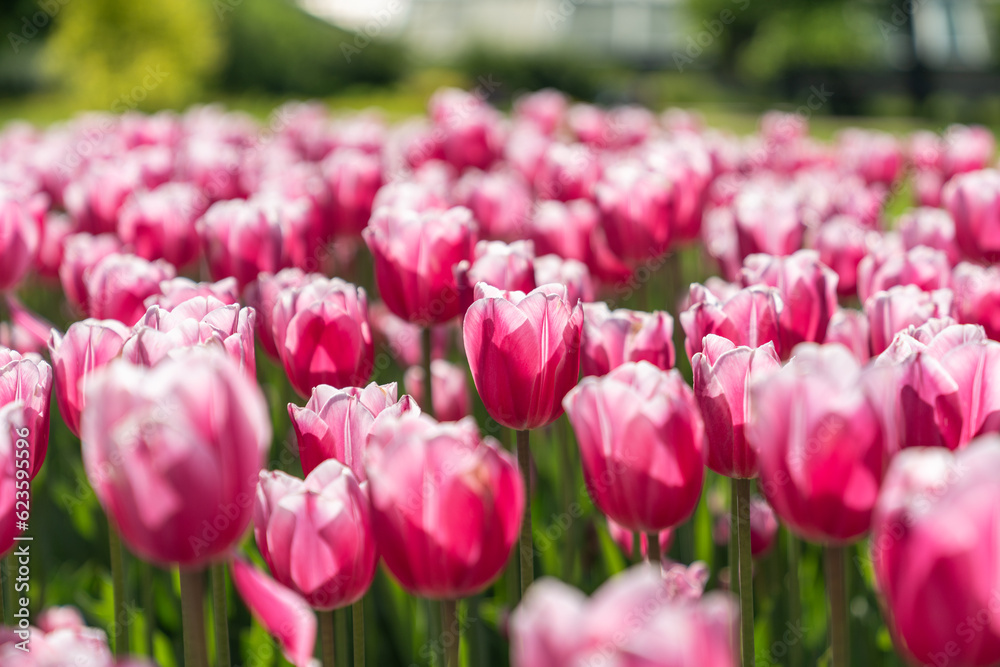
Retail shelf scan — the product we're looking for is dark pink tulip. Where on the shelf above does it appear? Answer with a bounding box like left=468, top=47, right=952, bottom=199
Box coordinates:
left=810, top=215, right=874, bottom=296
left=567, top=103, right=609, bottom=146
left=84, top=253, right=176, bottom=326
left=510, top=566, right=737, bottom=667
left=606, top=518, right=673, bottom=561
left=836, top=128, right=904, bottom=186
left=117, top=182, right=206, bottom=268
left=368, top=302, right=451, bottom=368
left=365, top=413, right=523, bottom=599
left=871, top=438, right=1000, bottom=667
left=455, top=240, right=536, bottom=312
left=254, top=460, right=377, bottom=610
left=321, top=147, right=382, bottom=238
left=944, top=168, right=1000, bottom=262
left=81, top=349, right=270, bottom=566
left=0, top=348, right=51, bottom=480
left=144, top=276, right=239, bottom=310
left=856, top=244, right=951, bottom=305
left=534, top=143, right=601, bottom=202
left=63, top=164, right=142, bottom=234
left=504, top=124, right=551, bottom=184
left=692, top=334, right=781, bottom=479
left=642, top=136, right=714, bottom=242
left=48, top=319, right=131, bottom=437
left=197, top=196, right=295, bottom=289
left=272, top=277, right=373, bottom=397
left=533, top=254, right=595, bottom=305
left=748, top=344, right=889, bottom=544
left=952, top=262, right=1000, bottom=340
left=732, top=184, right=805, bottom=259
left=825, top=308, right=871, bottom=363
left=898, top=207, right=960, bottom=265
left=564, top=362, right=704, bottom=533
left=454, top=169, right=533, bottom=241
left=741, top=250, right=839, bottom=351
left=59, top=233, right=123, bottom=313
left=581, top=302, right=675, bottom=377
left=513, top=89, right=567, bottom=136
left=865, top=285, right=954, bottom=356
left=464, top=283, right=583, bottom=430
left=428, top=89, right=504, bottom=171
left=594, top=161, right=672, bottom=263
left=529, top=198, right=596, bottom=263
left=124, top=296, right=256, bottom=377
left=35, top=211, right=72, bottom=279
left=0, top=404, right=25, bottom=556
left=230, top=558, right=317, bottom=667
left=940, top=124, right=995, bottom=177
left=403, top=359, right=471, bottom=422
left=289, top=381, right=419, bottom=480
left=245, top=269, right=314, bottom=361
left=0, top=195, right=40, bottom=290
left=364, top=206, right=477, bottom=326
left=713, top=496, right=779, bottom=557
left=680, top=283, right=783, bottom=359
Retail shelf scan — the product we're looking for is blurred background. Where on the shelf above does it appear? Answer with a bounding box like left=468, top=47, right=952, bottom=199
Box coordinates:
left=1, top=0, right=998, bottom=131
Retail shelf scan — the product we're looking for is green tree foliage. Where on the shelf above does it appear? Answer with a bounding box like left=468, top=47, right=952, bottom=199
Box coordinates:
left=216, top=0, right=407, bottom=96
left=43, top=0, right=222, bottom=110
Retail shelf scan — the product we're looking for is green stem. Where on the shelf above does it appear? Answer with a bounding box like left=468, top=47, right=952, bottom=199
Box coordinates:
left=179, top=568, right=208, bottom=667
left=422, top=327, right=434, bottom=419
left=645, top=532, right=661, bottom=564
left=730, top=479, right=742, bottom=657
left=788, top=532, right=802, bottom=667
left=441, top=598, right=459, bottom=667
left=826, top=545, right=848, bottom=667
left=211, top=564, right=230, bottom=667
left=109, top=526, right=129, bottom=656
left=142, top=562, right=156, bottom=655
left=336, top=607, right=349, bottom=666
left=352, top=599, right=365, bottom=667
left=320, top=609, right=336, bottom=667
left=735, top=478, right=755, bottom=667
left=557, top=419, right=575, bottom=576
left=516, top=429, right=533, bottom=597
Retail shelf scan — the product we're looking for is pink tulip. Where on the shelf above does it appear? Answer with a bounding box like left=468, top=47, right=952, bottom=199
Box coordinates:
left=606, top=518, right=673, bottom=561
left=944, top=168, right=1000, bottom=262
left=594, top=161, right=672, bottom=263
left=428, top=89, right=504, bottom=172
left=144, top=276, right=239, bottom=310
left=0, top=610, right=157, bottom=666
left=403, top=359, right=471, bottom=422
left=642, top=136, right=714, bottom=242
left=254, top=460, right=377, bottom=610
left=365, top=413, right=523, bottom=598
left=35, top=211, right=72, bottom=279
left=117, top=182, right=206, bottom=268
left=898, top=207, right=961, bottom=265
left=811, top=215, right=878, bottom=297
left=0, top=403, right=25, bottom=557
left=0, top=294, right=53, bottom=355
left=455, top=240, right=537, bottom=312
left=364, top=206, right=477, bottom=326
left=749, top=344, right=889, bottom=544
left=84, top=253, right=176, bottom=326
left=510, top=565, right=737, bottom=667
left=533, top=254, right=595, bottom=305
left=871, top=438, right=1000, bottom=666
left=48, top=319, right=131, bottom=437
left=454, top=169, right=533, bottom=241
left=289, top=381, right=419, bottom=480
left=952, top=262, right=1000, bottom=339
left=0, top=348, right=51, bottom=479
left=836, top=129, right=904, bottom=186
left=513, top=89, right=567, bottom=136
left=464, top=283, right=583, bottom=430
left=857, top=244, right=951, bottom=305
left=368, top=302, right=451, bottom=368
left=564, top=362, right=704, bottom=533
left=825, top=308, right=871, bottom=363
left=680, top=283, right=783, bottom=359
left=63, top=164, right=142, bottom=234
left=740, top=250, right=838, bottom=351
left=865, top=285, right=954, bottom=355
left=245, top=269, right=314, bottom=361
left=81, top=349, right=270, bottom=566
left=320, top=147, right=383, bottom=238
left=123, top=296, right=256, bottom=377
left=0, top=195, right=40, bottom=290
left=692, top=334, right=781, bottom=479
left=272, top=277, right=373, bottom=397
left=59, top=233, right=123, bottom=313
left=714, top=496, right=779, bottom=557
left=581, top=302, right=675, bottom=377
left=534, top=143, right=601, bottom=202
left=529, top=198, right=597, bottom=263
left=732, top=184, right=805, bottom=259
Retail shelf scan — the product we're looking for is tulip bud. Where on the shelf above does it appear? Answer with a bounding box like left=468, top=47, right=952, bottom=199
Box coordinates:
left=581, top=302, right=675, bottom=377
left=84, top=253, right=176, bottom=326
left=403, top=360, right=471, bottom=422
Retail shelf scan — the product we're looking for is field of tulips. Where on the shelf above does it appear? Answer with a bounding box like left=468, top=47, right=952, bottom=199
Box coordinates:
left=0, top=87, right=999, bottom=667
